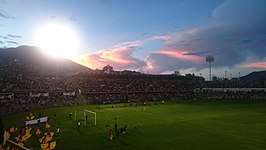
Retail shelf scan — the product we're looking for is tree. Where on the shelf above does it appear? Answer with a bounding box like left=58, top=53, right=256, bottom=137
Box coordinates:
left=173, top=71, right=181, bottom=76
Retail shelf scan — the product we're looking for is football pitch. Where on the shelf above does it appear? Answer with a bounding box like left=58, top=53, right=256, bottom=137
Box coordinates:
left=2, top=100, right=266, bottom=150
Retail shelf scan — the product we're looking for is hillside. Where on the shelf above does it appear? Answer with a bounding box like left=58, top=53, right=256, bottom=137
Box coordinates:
left=240, top=70, right=266, bottom=81
left=0, top=46, right=92, bottom=76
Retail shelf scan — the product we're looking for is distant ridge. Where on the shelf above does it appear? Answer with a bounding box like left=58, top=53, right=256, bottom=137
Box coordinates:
left=0, top=46, right=93, bottom=75
left=240, top=70, right=266, bottom=81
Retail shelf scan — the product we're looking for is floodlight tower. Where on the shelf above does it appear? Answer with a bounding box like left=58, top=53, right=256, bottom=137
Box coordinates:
left=56, top=62, right=58, bottom=80
left=225, top=70, right=227, bottom=79
left=206, top=55, right=214, bottom=81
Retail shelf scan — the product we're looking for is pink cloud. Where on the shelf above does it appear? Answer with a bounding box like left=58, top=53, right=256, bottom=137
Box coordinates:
left=77, top=41, right=146, bottom=70
left=155, top=50, right=203, bottom=62
left=241, top=62, right=266, bottom=69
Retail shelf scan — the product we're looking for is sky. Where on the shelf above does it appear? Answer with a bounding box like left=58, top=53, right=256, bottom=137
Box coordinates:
left=0, top=0, right=266, bottom=80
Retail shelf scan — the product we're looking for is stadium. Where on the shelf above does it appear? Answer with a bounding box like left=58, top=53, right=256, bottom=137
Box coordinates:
left=1, top=60, right=266, bottom=149
left=1, top=1, right=266, bottom=150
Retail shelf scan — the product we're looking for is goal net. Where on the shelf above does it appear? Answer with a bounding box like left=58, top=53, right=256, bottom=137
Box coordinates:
left=84, top=110, right=96, bottom=126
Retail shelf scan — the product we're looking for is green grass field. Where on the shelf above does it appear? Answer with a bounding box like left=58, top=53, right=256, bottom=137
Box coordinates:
left=2, top=100, right=266, bottom=150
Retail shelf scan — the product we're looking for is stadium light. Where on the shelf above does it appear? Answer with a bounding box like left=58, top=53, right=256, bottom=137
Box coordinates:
left=225, top=70, right=227, bottom=79
left=206, top=55, right=214, bottom=81
left=56, top=61, right=58, bottom=80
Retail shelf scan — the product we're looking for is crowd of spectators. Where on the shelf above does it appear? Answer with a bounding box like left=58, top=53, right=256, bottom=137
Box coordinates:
left=0, top=93, right=78, bottom=115
left=203, top=79, right=266, bottom=88
left=0, top=75, right=76, bottom=93
left=0, top=70, right=79, bottom=115
left=194, top=90, right=266, bottom=100
left=1, top=72, right=266, bottom=115
left=75, top=75, right=193, bottom=93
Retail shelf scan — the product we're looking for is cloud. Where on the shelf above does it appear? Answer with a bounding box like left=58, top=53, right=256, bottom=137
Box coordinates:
left=49, top=16, right=56, bottom=20
left=69, top=16, right=77, bottom=22
left=7, top=34, right=22, bottom=38
left=75, top=0, right=266, bottom=76
left=0, top=35, right=9, bottom=39
left=241, top=38, right=252, bottom=43
left=145, top=52, right=199, bottom=74
left=77, top=41, right=146, bottom=70
left=0, top=0, right=7, bottom=5
left=0, top=40, right=4, bottom=44
left=183, top=51, right=209, bottom=56
left=155, top=50, right=202, bottom=62
left=148, top=35, right=171, bottom=41
left=96, top=0, right=111, bottom=3
left=144, top=0, right=266, bottom=73
left=6, top=41, right=18, bottom=45
left=142, top=32, right=149, bottom=36
left=0, top=34, right=22, bottom=43
left=241, top=62, right=266, bottom=69
left=0, top=11, right=14, bottom=19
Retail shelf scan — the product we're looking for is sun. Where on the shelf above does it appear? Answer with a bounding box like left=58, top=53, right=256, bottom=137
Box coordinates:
left=35, top=23, right=80, bottom=59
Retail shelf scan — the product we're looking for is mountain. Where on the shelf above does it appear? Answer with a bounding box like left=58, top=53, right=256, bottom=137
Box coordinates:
left=0, top=46, right=93, bottom=75
left=240, top=70, right=266, bottom=81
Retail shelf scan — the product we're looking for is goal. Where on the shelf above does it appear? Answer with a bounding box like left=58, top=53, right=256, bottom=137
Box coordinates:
left=84, top=110, right=96, bottom=126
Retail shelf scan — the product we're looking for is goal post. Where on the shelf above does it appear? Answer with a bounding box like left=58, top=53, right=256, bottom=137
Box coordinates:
left=84, top=110, right=96, bottom=126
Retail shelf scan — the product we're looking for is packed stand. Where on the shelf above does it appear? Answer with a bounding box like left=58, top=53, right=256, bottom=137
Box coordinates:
left=1, top=72, right=266, bottom=115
